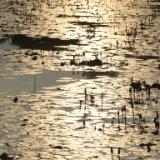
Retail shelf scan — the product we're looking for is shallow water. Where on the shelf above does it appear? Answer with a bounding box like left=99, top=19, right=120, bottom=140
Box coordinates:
left=0, top=0, right=160, bottom=159
left=0, top=70, right=88, bottom=95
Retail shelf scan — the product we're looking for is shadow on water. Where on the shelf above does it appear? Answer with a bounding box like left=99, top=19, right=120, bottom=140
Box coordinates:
left=0, top=38, right=19, bottom=50
left=0, top=34, right=80, bottom=51
left=82, top=70, right=120, bottom=79
left=125, top=54, right=160, bottom=60
left=0, top=70, right=119, bottom=95
left=70, top=21, right=109, bottom=27
left=0, top=70, right=80, bottom=95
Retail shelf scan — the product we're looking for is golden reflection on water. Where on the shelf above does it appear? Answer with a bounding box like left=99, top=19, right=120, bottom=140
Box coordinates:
left=0, top=0, right=160, bottom=159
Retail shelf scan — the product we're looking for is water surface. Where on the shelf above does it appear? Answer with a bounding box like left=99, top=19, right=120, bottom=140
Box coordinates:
left=0, top=0, right=160, bottom=159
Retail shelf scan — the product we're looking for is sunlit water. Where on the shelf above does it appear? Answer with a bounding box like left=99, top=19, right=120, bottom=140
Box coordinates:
left=0, top=0, right=160, bottom=159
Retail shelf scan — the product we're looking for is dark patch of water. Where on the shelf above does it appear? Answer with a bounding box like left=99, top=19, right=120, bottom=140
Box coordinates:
left=0, top=70, right=81, bottom=95
left=0, top=70, right=120, bottom=95
left=1, top=34, right=80, bottom=51
left=0, top=38, right=19, bottom=50
left=82, top=70, right=120, bottom=79
left=125, top=54, right=160, bottom=60
left=70, top=21, right=109, bottom=27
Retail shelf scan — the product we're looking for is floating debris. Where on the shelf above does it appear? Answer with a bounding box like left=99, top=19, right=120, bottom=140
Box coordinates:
left=78, top=58, right=103, bottom=66
left=13, top=97, right=18, bottom=103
